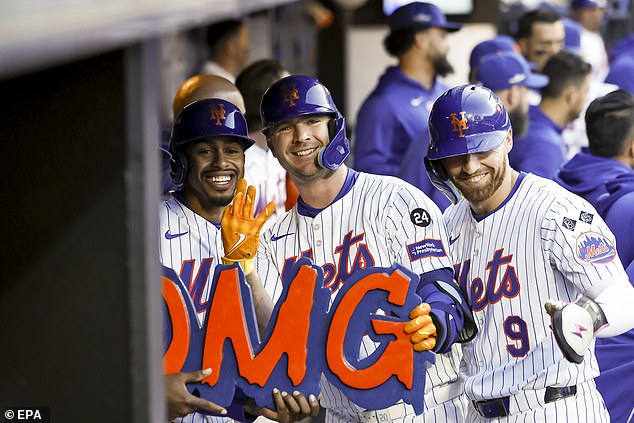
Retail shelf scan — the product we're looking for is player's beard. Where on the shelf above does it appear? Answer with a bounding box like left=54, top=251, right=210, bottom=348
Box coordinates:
left=433, top=55, right=454, bottom=78
left=208, top=192, right=234, bottom=208
left=508, top=107, right=528, bottom=138
left=451, top=156, right=508, bottom=204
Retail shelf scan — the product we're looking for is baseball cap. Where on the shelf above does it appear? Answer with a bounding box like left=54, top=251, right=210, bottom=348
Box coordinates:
left=571, top=0, right=607, bottom=8
left=477, top=51, right=550, bottom=91
left=388, top=2, right=462, bottom=32
left=469, top=35, right=518, bottom=69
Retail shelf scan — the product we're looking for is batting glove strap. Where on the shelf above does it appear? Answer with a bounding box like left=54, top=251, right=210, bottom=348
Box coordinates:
left=222, top=256, right=255, bottom=276
left=417, top=276, right=478, bottom=344
left=429, top=312, right=456, bottom=354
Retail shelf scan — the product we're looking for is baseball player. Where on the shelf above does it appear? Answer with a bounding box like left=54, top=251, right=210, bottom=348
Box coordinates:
left=354, top=2, right=462, bottom=210
left=256, top=75, right=477, bottom=422
left=160, top=97, right=318, bottom=422
left=424, top=84, right=634, bottom=421
left=162, top=74, right=246, bottom=195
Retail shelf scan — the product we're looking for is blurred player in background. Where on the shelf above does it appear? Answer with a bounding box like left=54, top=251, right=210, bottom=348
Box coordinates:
left=354, top=1, right=462, bottom=210
left=236, top=59, right=294, bottom=223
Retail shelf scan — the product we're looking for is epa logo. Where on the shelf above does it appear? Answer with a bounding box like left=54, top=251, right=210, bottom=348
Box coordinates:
left=4, top=408, right=49, bottom=422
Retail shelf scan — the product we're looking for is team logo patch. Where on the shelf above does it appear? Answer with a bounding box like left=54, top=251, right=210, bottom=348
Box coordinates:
left=579, top=211, right=594, bottom=224
left=410, top=208, right=431, bottom=227
left=407, top=239, right=446, bottom=262
left=282, top=84, right=299, bottom=107
left=562, top=217, right=576, bottom=231
left=210, top=104, right=226, bottom=126
left=575, top=231, right=616, bottom=264
left=450, top=112, right=468, bottom=138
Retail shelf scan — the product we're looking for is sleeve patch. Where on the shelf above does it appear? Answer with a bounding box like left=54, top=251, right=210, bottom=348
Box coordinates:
left=579, top=211, right=594, bottom=224
left=575, top=231, right=616, bottom=264
left=562, top=217, right=576, bottom=231
left=410, top=208, right=432, bottom=227
left=407, top=239, right=447, bottom=261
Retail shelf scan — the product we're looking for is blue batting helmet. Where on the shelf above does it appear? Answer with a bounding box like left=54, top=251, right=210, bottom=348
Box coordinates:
left=260, top=75, right=350, bottom=170
left=424, top=84, right=511, bottom=204
left=169, top=98, right=254, bottom=185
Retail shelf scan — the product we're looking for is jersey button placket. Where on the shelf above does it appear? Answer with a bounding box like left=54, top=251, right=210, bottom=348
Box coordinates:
left=313, top=222, right=322, bottom=247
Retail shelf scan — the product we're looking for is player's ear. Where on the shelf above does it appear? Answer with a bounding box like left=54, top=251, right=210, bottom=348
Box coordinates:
left=266, top=136, right=277, bottom=158
left=563, top=85, right=577, bottom=108
left=505, top=129, right=514, bottom=153
left=506, top=86, right=519, bottom=109
left=517, top=37, right=529, bottom=57
left=413, top=31, right=429, bottom=50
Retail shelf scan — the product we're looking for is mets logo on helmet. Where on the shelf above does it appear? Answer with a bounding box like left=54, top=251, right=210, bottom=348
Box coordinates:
left=450, top=112, right=468, bottom=138
left=282, top=84, right=299, bottom=107
left=210, top=104, right=226, bottom=126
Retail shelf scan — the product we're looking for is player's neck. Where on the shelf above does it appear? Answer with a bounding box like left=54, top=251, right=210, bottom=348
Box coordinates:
left=539, top=98, right=571, bottom=127
left=470, top=168, right=519, bottom=216
left=399, top=57, right=435, bottom=90
left=294, top=166, right=348, bottom=209
left=180, top=191, right=224, bottom=223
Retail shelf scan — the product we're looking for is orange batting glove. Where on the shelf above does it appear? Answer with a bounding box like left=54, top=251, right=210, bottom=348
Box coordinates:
left=404, top=303, right=437, bottom=352
left=221, top=179, right=276, bottom=275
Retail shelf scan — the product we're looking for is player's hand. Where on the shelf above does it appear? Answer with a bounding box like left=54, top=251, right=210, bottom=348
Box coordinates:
left=221, top=179, right=276, bottom=274
left=165, top=369, right=227, bottom=419
left=244, top=389, right=320, bottom=423
left=404, top=303, right=437, bottom=351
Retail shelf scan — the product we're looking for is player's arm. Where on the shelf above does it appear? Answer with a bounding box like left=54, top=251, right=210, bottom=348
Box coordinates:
left=404, top=267, right=477, bottom=352
left=221, top=178, right=276, bottom=334
left=545, top=280, right=634, bottom=364
left=542, top=201, right=634, bottom=363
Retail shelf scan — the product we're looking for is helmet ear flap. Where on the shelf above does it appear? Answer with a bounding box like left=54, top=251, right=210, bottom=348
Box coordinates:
left=424, top=158, right=461, bottom=205
left=430, top=158, right=448, bottom=180
left=170, top=151, right=187, bottom=186
left=318, top=115, right=350, bottom=170
left=327, top=117, right=336, bottom=140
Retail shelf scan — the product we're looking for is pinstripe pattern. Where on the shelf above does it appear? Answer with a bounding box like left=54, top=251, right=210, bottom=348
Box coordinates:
left=160, top=195, right=232, bottom=423
left=257, top=172, right=466, bottom=422
left=445, top=173, right=618, bottom=420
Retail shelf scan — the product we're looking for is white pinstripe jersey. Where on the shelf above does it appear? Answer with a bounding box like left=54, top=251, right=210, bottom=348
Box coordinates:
left=444, top=173, right=629, bottom=402
left=159, top=194, right=231, bottom=423
left=256, top=170, right=464, bottom=421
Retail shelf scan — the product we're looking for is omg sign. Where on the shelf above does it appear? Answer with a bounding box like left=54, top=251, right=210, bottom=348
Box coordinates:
left=162, top=258, right=432, bottom=414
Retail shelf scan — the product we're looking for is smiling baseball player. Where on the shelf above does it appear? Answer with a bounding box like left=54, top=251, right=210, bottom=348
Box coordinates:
left=160, top=97, right=319, bottom=423
left=424, top=84, right=634, bottom=421
left=255, top=75, right=476, bottom=422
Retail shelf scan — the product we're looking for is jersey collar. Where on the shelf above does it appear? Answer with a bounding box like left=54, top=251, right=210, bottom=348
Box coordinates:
left=296, top=168, right=360, bottom=218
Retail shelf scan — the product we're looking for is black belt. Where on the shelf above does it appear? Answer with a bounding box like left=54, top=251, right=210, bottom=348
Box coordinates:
left=472, top=386, right=577, bottom=418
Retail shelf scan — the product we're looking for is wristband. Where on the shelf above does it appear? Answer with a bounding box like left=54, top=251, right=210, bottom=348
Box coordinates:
left=222, top=256, right=255, bottom=275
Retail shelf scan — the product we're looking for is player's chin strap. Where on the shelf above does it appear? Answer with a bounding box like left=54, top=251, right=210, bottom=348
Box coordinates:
left=317, top=115, right=350, bottom=170
left=545, top=295, right=608, bottom=364
left=424, top=158, right=462, bottom=205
